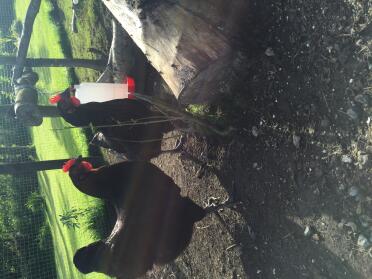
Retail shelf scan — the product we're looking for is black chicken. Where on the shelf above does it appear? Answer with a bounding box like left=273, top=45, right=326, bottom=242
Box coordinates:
left=50, top=87, right=180, bottom=160
left=63, top=157, right=207, bottom=278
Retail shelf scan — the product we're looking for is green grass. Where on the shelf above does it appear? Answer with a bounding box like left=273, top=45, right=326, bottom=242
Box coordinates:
left=55, top=0, right=111, bottom=82
left=14, top=1, right=109, bottom=278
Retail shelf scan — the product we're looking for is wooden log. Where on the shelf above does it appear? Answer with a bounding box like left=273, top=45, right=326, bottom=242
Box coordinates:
left=12, top=0, right=41, bottom=83
left=102, top=0, right=248, bottom=104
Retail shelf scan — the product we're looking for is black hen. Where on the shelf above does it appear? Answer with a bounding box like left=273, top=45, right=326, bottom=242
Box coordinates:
left=63, top=157, right=206, bottom=278
left=50, top=88, right=176, bottom=160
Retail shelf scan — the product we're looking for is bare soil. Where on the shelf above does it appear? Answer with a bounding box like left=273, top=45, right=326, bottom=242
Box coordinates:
left=106, top=0, right=372, bottom=278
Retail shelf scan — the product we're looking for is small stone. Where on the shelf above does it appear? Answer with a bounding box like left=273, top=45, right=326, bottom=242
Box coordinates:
left=348, top=186, right=359, bottom=197
left=312, top=233, right=320, bottom=241
left=346, top=108, right=358, bottom=120
left=304, top=226, right=313, bottom=237
left=357, top=234, right=370, bottom=249
left=265, top=47, right=275, bottom=56
left=251, top=126, right=259, bottom=137
left=337, top=222, right=344, bottom=229
left=293, top=135, right=301, bottom=149
left=341, top=155, right=352, bottom=163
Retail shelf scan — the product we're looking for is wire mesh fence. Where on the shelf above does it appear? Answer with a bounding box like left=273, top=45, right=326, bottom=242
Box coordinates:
left=0, top=2, right=109, bottom=278
left=0, top=61, right=58, bottom=278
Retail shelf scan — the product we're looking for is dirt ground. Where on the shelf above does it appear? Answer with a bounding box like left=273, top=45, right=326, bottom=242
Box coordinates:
left=105, top=0, right=371, bottom=278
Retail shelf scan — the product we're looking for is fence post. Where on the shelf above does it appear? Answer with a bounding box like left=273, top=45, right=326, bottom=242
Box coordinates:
left=0, top=157, right=104, bottom=174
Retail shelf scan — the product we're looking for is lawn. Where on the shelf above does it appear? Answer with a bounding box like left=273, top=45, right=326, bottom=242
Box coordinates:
left=14, top=1, right=109, bottom=278
left=55, top=0, right=111, bottom=82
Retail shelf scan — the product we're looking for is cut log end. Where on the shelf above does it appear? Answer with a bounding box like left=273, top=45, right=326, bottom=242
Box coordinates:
left=103, top=0, right=248, bottom=104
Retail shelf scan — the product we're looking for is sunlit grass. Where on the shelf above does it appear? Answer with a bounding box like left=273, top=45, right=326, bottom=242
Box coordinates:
left=14, top=1, right=108, bottom=278
left=56, top=0, right=110, bottom=82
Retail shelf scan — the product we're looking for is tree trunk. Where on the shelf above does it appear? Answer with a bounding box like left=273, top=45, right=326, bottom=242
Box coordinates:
left=102, top=0, right=248, bottom=104
left=0, top=157, right=103, bottom=174
left=12, top=0, right=41, bottom=82
left=1, top=56, right=106, bottom=70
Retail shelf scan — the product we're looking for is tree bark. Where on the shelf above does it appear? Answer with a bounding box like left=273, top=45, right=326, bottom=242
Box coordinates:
left=102, top=0, right=248, bottom=104
left=0, top=157, right=104, bottom=174
left=1, top=56, right=106, bottom=70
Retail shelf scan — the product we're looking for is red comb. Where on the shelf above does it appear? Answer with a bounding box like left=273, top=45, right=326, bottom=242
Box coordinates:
left=62, top=159, right=76, bottom=172
left=81, top=161, right=93, bottom=171
left=125, top=76, right=135, bottom=93
left=70, top=96, right=81, bottom=107
left=49, top=94, right=62, bottom=104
